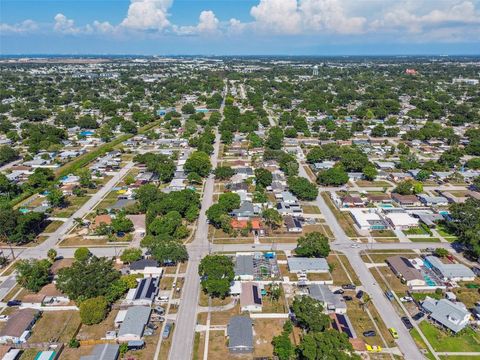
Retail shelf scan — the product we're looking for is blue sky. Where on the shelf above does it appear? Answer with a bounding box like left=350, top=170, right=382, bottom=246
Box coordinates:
left=1, top=0, right=480, bottom=55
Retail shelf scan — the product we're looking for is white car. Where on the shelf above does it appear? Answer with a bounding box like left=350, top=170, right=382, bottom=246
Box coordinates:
left=400, top=296, right=413, bottom=302
left=0, top=315, right=9, bottom=321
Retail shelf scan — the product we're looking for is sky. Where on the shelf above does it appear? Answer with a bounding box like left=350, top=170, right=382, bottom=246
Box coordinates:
left=1, top=0, right=480, bottom=55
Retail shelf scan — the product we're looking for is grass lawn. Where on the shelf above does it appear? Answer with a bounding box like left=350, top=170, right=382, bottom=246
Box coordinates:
left=409, top=237, right=441, bottom=243
left=253, top=319, right=285, bottom=357
left=159, top=323, right=175, bottom=360
left=436, top=224, right=458, bottom=240
left=411, top=292, right=442, bottom=302
left=207, top=330, right=229, bottom=360
left=370, top=230, right=396, bottom=238
left=302, top=204, right=321, bottom=214
left=29, top=311, right=81, bottom=343
left=328, top=253, right=361, bottom=285
left=419, top=321, right=480, bottom=352
left=404, top=227, right=428, bottom=235
left=198, top=291, right=232, bottom=307
left=43, top=220, right=64, bottom=233
left=410, top=328, right=436, bottom=360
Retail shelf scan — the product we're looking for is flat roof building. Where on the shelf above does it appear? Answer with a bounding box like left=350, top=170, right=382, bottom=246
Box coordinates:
left=287, top=257, right=329, bottom=274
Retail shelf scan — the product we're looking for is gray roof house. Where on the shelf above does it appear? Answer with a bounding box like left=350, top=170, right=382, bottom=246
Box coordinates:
left=117, top=306, right=152, bottom=342
left=308, top=284, right=347, bottom=314
left=422, top=298, right=470, bottom=333
left=227, top=316, right=253, bottom=353
left=80, top=344, right=120, bottom=360
left=424, top=256, right=475, bottom=281
left=230, top=202, right=259, bottom=219
left=287, top=257, right=329, bottom=273
left=234, top=254, right=254, bottom=280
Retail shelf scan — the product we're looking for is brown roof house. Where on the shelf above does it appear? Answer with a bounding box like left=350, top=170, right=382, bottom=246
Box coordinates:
left=386, top=256, right=426, bottom=288
left=391, top=193, right=421, bottom=207
left=0, top=309, right=40, bottom=344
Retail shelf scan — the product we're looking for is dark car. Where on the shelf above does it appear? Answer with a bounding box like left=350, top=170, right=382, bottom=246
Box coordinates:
left=334, top=289, right=345, bottom=295
left=342, top=284, right=356, bottom=290
left=356, top=290, right=364, bottom=299
left=6, top=300, right=21, bottom=307
left=412, top=312, right=425, bottom=321
left=401, top=316, right=414, bottom=330
left=363, top=330, right=376, bottom=337
left=343, top=295, right=353, bottom=301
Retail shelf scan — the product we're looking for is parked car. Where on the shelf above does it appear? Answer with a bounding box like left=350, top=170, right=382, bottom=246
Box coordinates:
left=147, top=323, right=158, bottom=330
left=356, top=290, right=364, bottom=299
left=385, top=290, right=394, bottom=301
left=154, top=306, right=165, bottom=315
left=6, top=300, right=21, bottom=307
left=400, top=296, right=413, bottom=302
left=163, top=323, right=172, bottom=339
left=0, top=315, right=9, bottom=321
left=342, top=284, right=356, bottom=290
left=412, top=312, right=425, bottom=321
left=334, top=289, right=345, bottom=295
left=363, top=330, right=376, bottom=337
left=389, top=327, right=399, bottom=339
left=401, top=317, right=414, bottom=330
left=366, top=344, right=382, bottom=352
left=343, top=295, right=353, bottom=301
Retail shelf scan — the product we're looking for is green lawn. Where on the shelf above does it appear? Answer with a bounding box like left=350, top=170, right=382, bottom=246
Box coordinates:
left=409, top=237, right=441, bottom=243
left=404, top=227, right=428, bottom=235
left=410, top=328, right=436, bottom=360
left=411, top=292, right=442, bottom=302
left=419, top=321, right=480, bottom=352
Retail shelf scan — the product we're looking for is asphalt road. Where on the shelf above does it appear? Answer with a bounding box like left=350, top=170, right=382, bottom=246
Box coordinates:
left=167, top=87, right=226, bottom=360
left=298, top=164, right=425, bottom=359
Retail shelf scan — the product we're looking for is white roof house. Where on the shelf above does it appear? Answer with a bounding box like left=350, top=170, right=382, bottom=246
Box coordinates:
left=384, top=212, right=419, bottom=230
left=425, top=256, right=475, bottom=282
left=287, top=257, right=329, bottom=273
left=349, top=209, right=387, bottom=231
left=422, top=297, right=470, bottom=333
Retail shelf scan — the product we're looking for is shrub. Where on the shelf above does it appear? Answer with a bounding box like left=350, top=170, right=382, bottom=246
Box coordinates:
left=79, top=296, right=109, bottom=325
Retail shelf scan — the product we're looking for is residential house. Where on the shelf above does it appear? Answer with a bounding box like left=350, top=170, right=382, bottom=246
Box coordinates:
left=424, top=256, right=475, bottom=282
left=422, top=298, right=470, bottom=333
left=117, top=306, right=152, bottom=342
left=391, top=193, right=421, bottom=207
left=284, top=216, right=302, bottom=233
left=227, top=317, right=253, bottom=354
left=341, top=195, right=364, bottom=208
left=128, top=259, right=162, bottom=277
left=80, top=344, right=119, bottom=360
left=307, top=284, right=347, bottom=314
left=234, top=254, right=255, bottom=281
left=0, top=309, right=39, bottom=344
left=386, top=256, right=426, bottom=287
left=240, top=282, right=263, bottom=312
left=230, top=202, right=259, bottom=220
left=349, top=209, right=388, bottom=231
left=418, top=195, right=449, bottom=207
left=125, top=277, right=159, bottom=306
left=287, top=257, right=329, bottom=274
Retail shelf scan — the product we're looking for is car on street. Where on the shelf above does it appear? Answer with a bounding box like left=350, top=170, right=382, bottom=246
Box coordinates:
left=389, top=327, right=399, bottom=339
left=342, top=284, right=356, bottom=290
left=363, top=330, right=376, bottom=337
left=6, top=300, right=21, bottom=307
left=163, top=323, right=172, bottom=339
left=401, top=317, right=414, bottom=330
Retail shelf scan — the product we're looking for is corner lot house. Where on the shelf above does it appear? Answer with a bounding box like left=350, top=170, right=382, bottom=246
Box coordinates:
left=227, top=316, right=253, bottom=354
left=234, top=254, right=254, bottom=281
left=0, top=309, right=39, bottom=344
left=308, top=284, right=347, bottom=314
left=424, top=256, right=475, bottom=282
left=386, top=256, right=426, bottom=287
left=117, top=306, right=152, bottom=342
left=422, top=298, right=470, bottom=333
left=287, top=257, right=329, bottom=274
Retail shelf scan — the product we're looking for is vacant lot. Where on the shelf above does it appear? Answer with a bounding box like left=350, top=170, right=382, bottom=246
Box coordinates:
left=77, top=309, right=118, bottom=340
left=253, top=319, right=285, bottom=357
left=29, top=311, right=81, bottom=343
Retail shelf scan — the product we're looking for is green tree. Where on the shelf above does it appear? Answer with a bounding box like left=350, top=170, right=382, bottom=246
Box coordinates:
left=57, top=256, right=120, bottom=301
left=111, top=212, right=134, bottom=233
left=214, top=166, right=235, bottom=180
left=362, top=164, right=378, bottom=181
left=434, top=248, right=449, bottom=258
left=185, top=151, right=212, bottom=177
left=295, top=232, right=330, bottom=258
left=218, top=192, right=241, bottom=212
left=47, top=187, right=65, bottom=208
left=15, top=259, right=51, bottom=292
left=255, top=168, right=273, bottom=187
left=298, top=329, right=359, bottom=360
left=198, top=255, right=234, bottom=298
left=79, top=296, right=108, bottom=325
left=317, top=167, right=348, bottom=186
left=120, top=248, right=142, bottom=264
left=149, top=239, right=188, bottom=264
left=74, top=247, right=91, bottom=262
left=28, top=168, right=55, bottom=189
left=47, top=248, right=57, bottom=262
left=291, top=296, right=330, bottom=332
left=262, top=208, right=283, bottom=230
left=287, top=176, right=318, bottom=200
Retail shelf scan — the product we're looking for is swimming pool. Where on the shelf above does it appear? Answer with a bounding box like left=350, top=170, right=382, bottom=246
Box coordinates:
left=379, top=204, right=393, bottom=208
left=423, top=275, right=436, bottom=286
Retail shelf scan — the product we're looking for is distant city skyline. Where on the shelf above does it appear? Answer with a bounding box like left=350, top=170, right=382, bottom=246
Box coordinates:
left=1, top=0, right=480, bottom=55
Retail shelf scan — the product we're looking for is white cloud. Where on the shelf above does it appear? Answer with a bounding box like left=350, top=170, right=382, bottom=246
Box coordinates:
left=299, top=0, right=366, bottom=34
left=228, top=18, right=246, bottom=34
left=92, top=20, right=116, bottom=34
left=54, top=13, right=81, bottom=34
left=174, top=10, right=220, bottom=35
left=250, top=0, right=302, bottom=34
left=120, top=0, right=172, bottom=31
left=0, top=19, right=38, bottom=34
left=372, top=1, right=480, bottom=33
